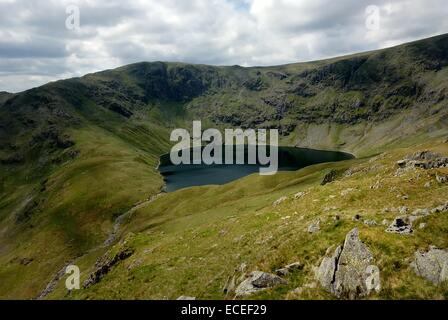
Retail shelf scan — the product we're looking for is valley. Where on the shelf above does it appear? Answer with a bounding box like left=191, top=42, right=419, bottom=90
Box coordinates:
left=0, top=33, right=448, bottom=300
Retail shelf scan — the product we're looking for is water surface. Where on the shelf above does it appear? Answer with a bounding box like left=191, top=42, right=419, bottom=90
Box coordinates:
left=159, top=146, right=353, bottom=192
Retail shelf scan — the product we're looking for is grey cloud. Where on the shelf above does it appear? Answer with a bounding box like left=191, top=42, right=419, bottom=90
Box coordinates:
left=0, top=0, right=447, bottom=92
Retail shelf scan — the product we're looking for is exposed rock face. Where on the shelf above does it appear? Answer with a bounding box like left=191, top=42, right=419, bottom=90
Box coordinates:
left=276, top=262, right=304, bottom=276
left=386, top=218, right=413, bottom=234
left=315, top=228, right=380, bottom=299
left=235, top=271, right=287, bottom=297
left=321, top=170, right=338, bottom=185
left=396, top=151, right=448, bottom=170
left=83, top=238, right=134, bottom=288
left=411, top=247, right=448, bottom=285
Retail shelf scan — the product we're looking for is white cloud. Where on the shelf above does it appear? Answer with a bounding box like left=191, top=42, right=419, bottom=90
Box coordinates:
left=0, top=0, right=447, bottom=92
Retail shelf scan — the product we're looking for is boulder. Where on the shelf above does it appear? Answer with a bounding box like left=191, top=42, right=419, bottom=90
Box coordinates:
left=364, top=219, right=378, bottom=226
left=411, top=247, right=448, bottom=285
left=321, top=170, right=338, bottom=186
left=307, top=220, right=320, bottom=233
left=235, top=271, right=287, bottom=297
left=436, top=171, right=448, bottom=183
left=385, top=218, right=413, bottom=235
left=315, top=228, right=381, bottom=299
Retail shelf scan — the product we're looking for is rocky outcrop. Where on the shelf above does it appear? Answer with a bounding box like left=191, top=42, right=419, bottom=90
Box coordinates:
left=436, top=171, right=448, bottom=183
left=315, top=228, right=381, bottom=299
left=321, top=170, right=338, bottom=185
left=385, top=217, right=413, bottom=234
left=411, top=246, right=448, bottom=285
left=83, top=237, right=134, bottom=288
left=396, top=151, right=448, bottom=170
left=235, top=271, right=287, bottom=297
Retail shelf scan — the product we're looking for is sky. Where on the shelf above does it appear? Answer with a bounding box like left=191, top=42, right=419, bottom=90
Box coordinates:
left=0, top=0, right=447, bottom=93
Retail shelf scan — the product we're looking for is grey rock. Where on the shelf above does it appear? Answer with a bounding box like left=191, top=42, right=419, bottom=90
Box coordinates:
left=436, top=172, right=448, bottom=184
left=411, top=247, right=448, bottom=285
left=397, top=151, right=448, bottom=170
left=177, top=296, right=196, bottom=300
left=431, top=202, right=448, bottom=214
left=315, top=228, right=380, bottom=299
left=276, top=262, right=303, bottom=276
left=365, top=265, right=381, bottom=294
left=412, top=208, right=430, bottom=216
left=364, top=219, right=378, bottom=226
left=235, top=271, right=287, bottom=296
left=294, top=191, right=307, bottom=199
left=385, top=217, right=413, bottom=235
left=321, top=170, right=339, bottom=185
left=273, top=196, right=288, bottom=207
left=398, top=206, right=409, bottom=215
left=307, top=220, right=320, bottom=233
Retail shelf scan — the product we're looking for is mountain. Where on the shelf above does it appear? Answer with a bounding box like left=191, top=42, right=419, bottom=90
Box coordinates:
left=0, top=34, right=448, bottom=299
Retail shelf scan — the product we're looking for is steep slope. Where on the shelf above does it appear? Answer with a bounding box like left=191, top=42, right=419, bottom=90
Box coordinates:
left=0, top=34, right=448, bottom=299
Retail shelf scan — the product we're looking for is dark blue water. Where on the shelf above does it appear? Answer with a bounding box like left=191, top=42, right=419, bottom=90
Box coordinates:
left=158, top=146, right=353, bottom=192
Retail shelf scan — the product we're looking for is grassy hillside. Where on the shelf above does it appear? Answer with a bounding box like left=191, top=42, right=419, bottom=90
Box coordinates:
left=0, top=34, right=448, bottom=299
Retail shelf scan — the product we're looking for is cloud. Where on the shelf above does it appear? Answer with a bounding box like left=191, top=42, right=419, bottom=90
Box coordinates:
left=0, top=0, right=447, bottom=92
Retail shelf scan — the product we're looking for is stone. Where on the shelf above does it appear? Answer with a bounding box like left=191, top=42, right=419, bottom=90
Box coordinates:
left=364, top=220, right=378, bottom=226
left=396, top=151, right=448, bottom=170
left=411, top=247, right=448, bottom=285
left=398, top=206, right=409, bottom=215
left=235, top=271, right=287, bottom=296
left=177, top=296, right=196, bottom=300
left=321, top=170, right=338, bottom=185
left=436, top=172, right=448, bottom=184
left=307, top=220, right=320, bottom=233
left=352, top=214, right=363, bottom=222
left=424, top=182, right=431, bottom=188
left=315, top=228, right=380, bottom=299
left=385, top=218, right=413, bottom=235
left=412, top=208, right=430, bottom=216
left=294, top=191, right=306, bottom=199
left=365, top=265, right=381, bottom=294
left=419, top=223, right=427, bottom=229
left=273, top=196, right=288, bottom=207
left=382, top=219, right=390, bottom=226
left=276, top=262, right=304, bottom=276
left=431, top=202, right=448, bottom=214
